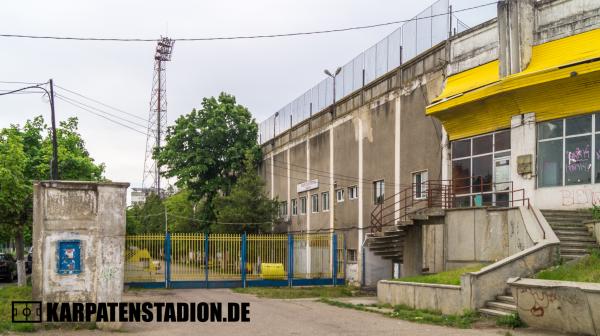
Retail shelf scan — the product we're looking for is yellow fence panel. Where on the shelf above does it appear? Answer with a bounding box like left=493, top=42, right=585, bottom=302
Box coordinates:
left=125, top=234, right=165, bottom=282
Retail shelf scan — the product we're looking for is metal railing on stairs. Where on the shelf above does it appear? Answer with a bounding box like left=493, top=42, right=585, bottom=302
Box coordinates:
left=370, top=176, right=530, bottom=233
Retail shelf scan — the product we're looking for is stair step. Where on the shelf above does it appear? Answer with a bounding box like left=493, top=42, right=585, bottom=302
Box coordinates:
left=486, top=301, right=517, bottom=312
left=496, top=295, right=515, bottom=304
left=478, top=308, right=513, bottom=317
left=555, top=231, right=593, bottom=237
left=556, top=233, right=596, bottom=243
left=562, top=254, right=585, bottom=261
left=561, top=248, right=591, bottom=254
left=560, top=241, right=597, bottom=248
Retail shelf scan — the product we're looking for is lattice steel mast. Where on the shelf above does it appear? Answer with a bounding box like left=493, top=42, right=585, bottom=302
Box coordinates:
left=142, top=37, right=174, bottom=195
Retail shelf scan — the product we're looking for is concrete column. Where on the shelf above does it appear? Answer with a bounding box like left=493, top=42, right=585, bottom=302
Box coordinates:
left=510, top=113, right=537, bottom=203
left=498, top=0, right=535, bottom=77
left=401, top=225, right=423, bottom=277
left=329, top=127, right=335, bottom=273
left=287, top=149, right=291, bottom=220
left=357, top=118, right=364, bottom=266
left=394, top=96, right=402, bottom=221
left=306, top=139, right=311, bottom=276
left=270, top=154, right=274, bottom=198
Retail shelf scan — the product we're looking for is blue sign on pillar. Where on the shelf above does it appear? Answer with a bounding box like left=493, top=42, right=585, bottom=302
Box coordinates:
left=57, top=240, right=81, bottom=275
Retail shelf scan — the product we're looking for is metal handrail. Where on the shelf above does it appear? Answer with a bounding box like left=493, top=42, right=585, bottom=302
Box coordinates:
left=370, top=176, right=531, bottom=233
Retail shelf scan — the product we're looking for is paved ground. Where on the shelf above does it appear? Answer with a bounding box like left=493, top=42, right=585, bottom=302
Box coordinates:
left=36, top=288, right=564, bottom=336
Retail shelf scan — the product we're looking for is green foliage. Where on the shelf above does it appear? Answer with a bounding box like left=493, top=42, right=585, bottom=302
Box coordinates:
left=0, top=116, right=104, bottom=247
left=154, top=93, right=260, bottom=221
left=233, top=286, right=355, bottom=299
left=0, top=285, right=34, bottom=332
left=496, top=313, right=526, bottom=328
left=394, top=264, right=485, bottom=285
left=535, top=249, right=600, bottom=282
left=591, top=205, right=600, bottom=220
left=213, top=156, right=279, bottom=233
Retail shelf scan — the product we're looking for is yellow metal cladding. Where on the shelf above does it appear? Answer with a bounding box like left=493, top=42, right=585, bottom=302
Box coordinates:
left=427, top=28, right=600, bottom=140
left=433, top=60, right=500, bottom=102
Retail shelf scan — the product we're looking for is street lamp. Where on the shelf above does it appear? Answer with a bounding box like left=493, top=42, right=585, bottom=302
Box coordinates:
left=324, top=67, right=342, bottom=117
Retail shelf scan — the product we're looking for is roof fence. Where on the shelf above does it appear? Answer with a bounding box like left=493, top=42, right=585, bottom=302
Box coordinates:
left=259, top=0, right=473, bottom=144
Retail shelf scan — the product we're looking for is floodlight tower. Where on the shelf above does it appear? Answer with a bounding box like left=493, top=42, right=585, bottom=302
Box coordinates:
left=142, top=37, right=174, bottom=196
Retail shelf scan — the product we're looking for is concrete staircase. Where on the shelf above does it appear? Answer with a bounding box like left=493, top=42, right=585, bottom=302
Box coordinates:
left=540, top=210, right=597, bottom=261
left=366, top=228, right=406, bottom=263
left=479, top=289, right=517, bottom=317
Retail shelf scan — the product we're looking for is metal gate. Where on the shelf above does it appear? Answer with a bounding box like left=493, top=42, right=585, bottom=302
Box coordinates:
left=124, top=233, right=345, bottom=288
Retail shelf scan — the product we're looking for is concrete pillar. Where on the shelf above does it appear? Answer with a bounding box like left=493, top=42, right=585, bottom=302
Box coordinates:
left=498, top=0, right=535, bottom=77
left=510, top=113, right=537, bottom=202
left=32, top=181, right=129, bottom=329
left=401, top=225, right=423, bottom=277
left=364, top=248, right=393, bottom=287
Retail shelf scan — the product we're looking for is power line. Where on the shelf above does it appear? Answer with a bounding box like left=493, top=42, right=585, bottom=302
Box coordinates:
left=54, top=84, right=148, bottom=122
left=55, top=92, right=149, bottom=129
left=0, top=2, right=498, bottom=43
left=55, top=95, right=150, bottom=136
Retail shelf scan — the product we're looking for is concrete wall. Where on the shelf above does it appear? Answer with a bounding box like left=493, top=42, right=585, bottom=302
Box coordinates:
left=443, top=208, right=534, bottom=270
left=509, top=278, right=600, bottom=336
left=535, top=0, right=600, bottom=44
left=378, top=280, right=464, bottom=315
left=261, top=43, right=446, bottom=282
left=32, top=181, right=128, bottom=321
left=447, top=19, right=499, bottom=76
left=379, top=206, right=560, bottom=313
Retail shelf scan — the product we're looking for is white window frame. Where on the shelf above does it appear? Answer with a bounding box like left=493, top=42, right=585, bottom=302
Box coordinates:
left=291, top=198, right=298, bottom=216
left=348, top=186, right=358, bottom=200
left=300, top=196, right=307, bottom=215
left=280, top=201, right=288, bottom=217
left=322, top=192, right=330, bottom=212
left=412, top=170, right=428, bottom=200
left=336, top=189, right=344, bottom=203
left=311, top=194, right=319, bottom=213
left=373, top=180, right=385, bottom=204
left=347, top=249, right=357, bottom=263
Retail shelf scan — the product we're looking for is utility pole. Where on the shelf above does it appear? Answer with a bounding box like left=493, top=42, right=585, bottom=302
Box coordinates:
left=49, top=79, right=59, bottom=180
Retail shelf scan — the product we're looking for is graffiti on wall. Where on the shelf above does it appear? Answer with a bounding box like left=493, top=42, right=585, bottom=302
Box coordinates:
left=517, top=288, right=579, bottom=317
left=560, top=188, right=600, bottom=206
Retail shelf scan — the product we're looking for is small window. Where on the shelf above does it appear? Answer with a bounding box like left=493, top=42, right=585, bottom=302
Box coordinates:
left=291, top=199, right=297, bottom=216
left=373, top=180, right=385, bottom=204
left=311, top=194, right=319, bottom=213
left=322, top=192, right=330, bottom=211
left=413, top=171, right=428, bottom=199
left=348, top=186, right=358, bottom=200
left=300, top=197, right=307, bottom=215
left=336, top=189, right=344, bottom=202
left=347, top=249, right=357, bottom=263
left=279, top=201, right=288, bottom=217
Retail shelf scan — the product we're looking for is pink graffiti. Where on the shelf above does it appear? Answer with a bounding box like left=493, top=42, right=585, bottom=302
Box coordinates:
left=567, top=145, right=591, bottom=173
left=561, top=188, right=600, bottom=206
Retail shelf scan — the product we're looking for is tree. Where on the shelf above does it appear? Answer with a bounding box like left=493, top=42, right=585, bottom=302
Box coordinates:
left=0, top=116, right=104, bottom=286
left=213, top=155, right=279, bottom=234
left=154, top=93, right=260, bottom=221
left=0, top=129, right=30, bottom=285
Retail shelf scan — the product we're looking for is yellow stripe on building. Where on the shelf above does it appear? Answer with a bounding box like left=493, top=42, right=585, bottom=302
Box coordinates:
left=427, top=28, right=600, bottom=140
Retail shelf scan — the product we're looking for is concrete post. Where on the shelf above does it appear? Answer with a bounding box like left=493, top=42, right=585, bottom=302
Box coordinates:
left=498, top=0, right=535, bottom=77
left=510, top=113, right=537, bottom=202
left=32, top=181, right=129, bottom=330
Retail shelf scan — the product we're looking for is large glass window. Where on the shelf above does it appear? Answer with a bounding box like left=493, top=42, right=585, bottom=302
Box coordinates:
left=538, top=114, right=599, bottom=187
left=450, top=130, right=511, bottom=206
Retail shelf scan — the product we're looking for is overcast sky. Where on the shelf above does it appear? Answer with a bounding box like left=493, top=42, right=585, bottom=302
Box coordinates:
left=0, top=0, right=496, bottom=191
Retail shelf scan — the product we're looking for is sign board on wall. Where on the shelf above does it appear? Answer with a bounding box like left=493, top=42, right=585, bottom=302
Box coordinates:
left=297, top=179, right=319, bottom=193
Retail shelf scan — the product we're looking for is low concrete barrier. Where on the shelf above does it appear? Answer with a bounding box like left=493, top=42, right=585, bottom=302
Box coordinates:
left=377, top=280, right=464, bottom=315
left=509, top=278, right=600, bottom=336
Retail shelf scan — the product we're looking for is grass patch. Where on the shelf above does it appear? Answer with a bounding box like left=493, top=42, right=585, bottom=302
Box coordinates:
left=394, top=264, right=485, bottom=286
left=319, top=298, right=480, bottom=329
left=0, top=284, right=35, bottom=332
left=535, top=249, right=600, bottom=283
left=496, top=313, right=526, bottom=328
left=232, top=286, right=359, bottom=299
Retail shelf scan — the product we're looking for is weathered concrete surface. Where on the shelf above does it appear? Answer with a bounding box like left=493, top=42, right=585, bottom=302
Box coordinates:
left=364, top=245, right=393, bottom=287
left=585, top=221, right=600, bottom=244
left=36, top=288, right=565, bottom=336
left=509, top=277, right=600, bottom=336
left=378, top=280, right=464, bottom=315
left=32, top=181, right=129, bottom=329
